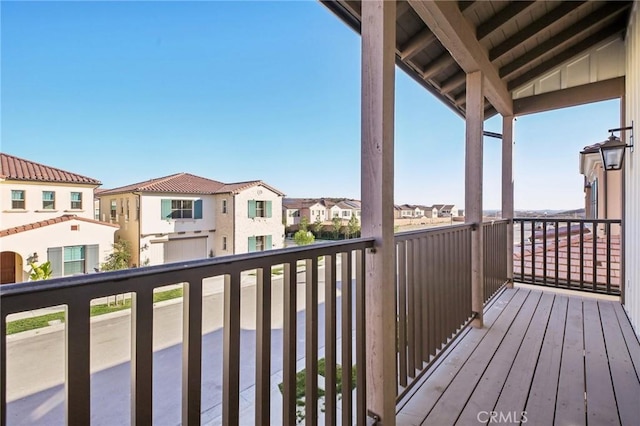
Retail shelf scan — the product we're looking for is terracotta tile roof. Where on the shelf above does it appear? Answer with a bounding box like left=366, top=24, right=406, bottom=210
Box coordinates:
left=0, top=153, right=101, bottom=185
left=0, top=214, right=119, bottom=237
left=99, top=174, right=285, bottom=197
left=98, top=173, right=226, bottom=196
left=214, top=180, right=285, bottom=196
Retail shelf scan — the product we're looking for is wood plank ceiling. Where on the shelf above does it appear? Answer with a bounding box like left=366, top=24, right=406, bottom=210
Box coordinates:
left=322, top=0, right=633, bottom=118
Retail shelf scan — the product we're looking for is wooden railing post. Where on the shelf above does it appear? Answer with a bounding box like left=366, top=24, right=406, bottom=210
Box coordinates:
left=361, top=0, right=397, bottom=423
left=466, top=70, right=484, bottom=328
left=502, top=116, right=515, bottom=288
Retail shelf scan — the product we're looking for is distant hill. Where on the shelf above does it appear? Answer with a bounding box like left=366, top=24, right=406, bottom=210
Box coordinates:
left=483, top=208, right=586, bottom=218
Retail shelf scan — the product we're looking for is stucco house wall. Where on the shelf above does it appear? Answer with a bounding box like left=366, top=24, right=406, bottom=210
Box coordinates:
left=1, top=218, right=117, bottom=282
left=232, top=184, right=284, bottom=253
left=2, top=181, right=96, bottom=228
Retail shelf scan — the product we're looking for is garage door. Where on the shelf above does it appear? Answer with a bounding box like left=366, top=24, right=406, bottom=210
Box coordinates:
left=165, top=237, right=207, bottom=264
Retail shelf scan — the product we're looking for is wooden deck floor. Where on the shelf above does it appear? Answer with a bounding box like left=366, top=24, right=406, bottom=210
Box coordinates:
left=396, top=286, right=640, bottom=425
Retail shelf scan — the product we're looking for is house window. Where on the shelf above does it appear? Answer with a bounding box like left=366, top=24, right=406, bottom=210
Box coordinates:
left=110, top=200, right=117, bottom=220
left=125, top=199, right=130, bottom=221
left=171, top=200, right=193, bottom=219
left=64, top=246, right=85, bottom=275
left=42, top=191, right=56, bottom=210
left=11, top=190, right=25, bottom=209
left=70, top=192, right=82, bottom=209
left=248, top=235, right=272, bottom=252
left=136, top=197, right=140, bottom=220
left=161, top=199, right=202, bottom=220
left=342, top=211, right=350, bottom=217
left=222, top=199, right=227, bottom=214
left=248, top=200, right=272, bottom=218
left=222, top=236, right=227, bottom=251
left=120, top=198, right=124, bottom=214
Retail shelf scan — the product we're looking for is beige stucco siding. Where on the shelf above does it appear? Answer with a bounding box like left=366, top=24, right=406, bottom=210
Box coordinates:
left=1, top=181, right=96, bottom=229
left=1, top=219, right=116, bottom=282
left=232, top=185, right=284, bottom=254
left=214, top=194, right=234, bottom=255
left=624, top=1, right=640, bottom=336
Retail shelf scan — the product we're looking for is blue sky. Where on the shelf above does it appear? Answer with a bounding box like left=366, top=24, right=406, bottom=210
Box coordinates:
left=1, top=1, right=621, bottom=210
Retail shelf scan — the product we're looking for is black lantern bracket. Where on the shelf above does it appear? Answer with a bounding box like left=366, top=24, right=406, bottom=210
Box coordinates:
left=607, top=122, right=634, bottom=151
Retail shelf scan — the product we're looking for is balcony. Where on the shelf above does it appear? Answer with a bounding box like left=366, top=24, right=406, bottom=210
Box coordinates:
left=3, top=220, right=637, bottom=425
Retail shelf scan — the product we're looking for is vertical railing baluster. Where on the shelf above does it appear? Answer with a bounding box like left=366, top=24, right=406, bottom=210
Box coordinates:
left=520, top=220, right=525, bottom=282
left=593, top=221, right=598, bottom=292
left=413, top=238, right=422, bottom=368
left=305, top=258, right=318, bottom=426
left=67, top=298, right=91, bottom=426
left=531, top=220, right=536, bottom=285
left=420, top=237, right=429, bottom=362
left=283, top=262, right=297, bottom=426
left=325, top=254, right=337, bottom=426
left=1, top=314, right=7, bottom=426
left=427, top=234, right=436, bottom=358
left=554, top=221, right=559, bottom=287
left=580, top=222, right=585, bottom=289
left=542, top=221, right=547, bottom=286
left=406, top=240, right=415, bottom=378
left=182, top=280, right=203, bottom=426
left=355, top=249, right=367, bottom=426
left=256, top=268, right=271, bottom=426
left=606, top=222, right=612, bottom=294
left=567, top=221, right=572, bottom=288
left=341, top=252, right=353, bottom=426
left=396, top=242, right=407, bottom=388
left=131, top=288, right=154, bottom=425
left=223, top=272, right=241, bottom=426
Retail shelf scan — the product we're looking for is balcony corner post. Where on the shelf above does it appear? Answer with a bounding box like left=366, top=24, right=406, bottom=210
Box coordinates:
left=502, top=115, right=515, bottom=288
left=466, top=71, right=484, bottom=328
left=361, top=0, right=397, bottom=423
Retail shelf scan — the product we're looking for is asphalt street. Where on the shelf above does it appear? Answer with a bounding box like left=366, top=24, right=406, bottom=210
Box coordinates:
left=5, top=270, right=352, bottom=425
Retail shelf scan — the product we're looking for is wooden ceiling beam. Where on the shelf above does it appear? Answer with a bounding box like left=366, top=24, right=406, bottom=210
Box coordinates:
left=396, top=1, right=412, bottom=20
left=507, top=22, right=625, bottom=91
left=513, top=77, right=625, bottom=116
left=441, top=73, right=466, bottom=94
left=458, top=1, right=480, bottom=14
left=400, top=27, right=436, bottom=60
left=408, top=0, right=512, bottom=116
left=489, top=1, right=588, bottom=62
left=500, top=2, right=631, bottom=79
left=421, top=54, right=456, bottom=80
left=477, top=1, right=535, bottom=41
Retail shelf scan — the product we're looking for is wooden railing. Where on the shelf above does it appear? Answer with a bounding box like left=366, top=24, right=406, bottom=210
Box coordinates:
left=484, top=219, right=509, bottom=302
left=0, top=238, right=374, bottom=426
left=513, top=218, right=622, bottom=295
left=395, top=224, right=474, bottom=397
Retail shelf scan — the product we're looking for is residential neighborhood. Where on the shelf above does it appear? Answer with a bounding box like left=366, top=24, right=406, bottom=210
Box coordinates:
left=0, top=153, right=119, bottom=283
left=1, top=154, right=286, bottom=282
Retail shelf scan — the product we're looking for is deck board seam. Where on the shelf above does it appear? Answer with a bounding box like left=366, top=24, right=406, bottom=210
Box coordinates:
left=491, top=292, right=555, bottom=417
left=597, top=300, right=624, bottom=425
left=396, top=288, right=520, bottom=418
left=420, top=288, right=536, bottom=425
left=452, top=290, right=546, bottom=425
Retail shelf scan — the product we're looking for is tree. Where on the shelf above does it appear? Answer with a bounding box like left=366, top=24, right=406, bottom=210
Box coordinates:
left=293, top=230, right=315, bottom=246
left=347, top=215, right=360, bottom=239
left=28, top=261, right=53, bottom=281
left=299, top=216, right=310, bottom=232
left=101, top=240, right=132, bottom=271
left=331, top=216, right=342, bottom=239
left=312, top=215, right=324, bottom=237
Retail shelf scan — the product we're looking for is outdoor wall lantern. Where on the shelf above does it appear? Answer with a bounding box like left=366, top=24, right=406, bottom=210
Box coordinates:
left=600, top=123, right=634, bottom=171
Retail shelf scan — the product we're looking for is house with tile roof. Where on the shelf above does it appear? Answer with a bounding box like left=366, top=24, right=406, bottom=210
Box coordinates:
left=96, top=173, right=285, bottom=266
left=579, top=141, right=622, bottom=222
left=0, top=153, right=119, bottom=283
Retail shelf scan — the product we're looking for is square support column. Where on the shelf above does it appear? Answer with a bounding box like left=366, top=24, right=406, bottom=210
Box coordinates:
left=465, top=71, right=484, bottom=328
left=502, top=116, right=514, bottom=288
left=361, top=0, right=396, bottom=423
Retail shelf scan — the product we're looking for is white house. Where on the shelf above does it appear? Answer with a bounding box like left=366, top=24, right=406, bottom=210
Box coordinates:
left=0, top=153, right=118, bottom=283
left=97, top=173, right=285, bottom=266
